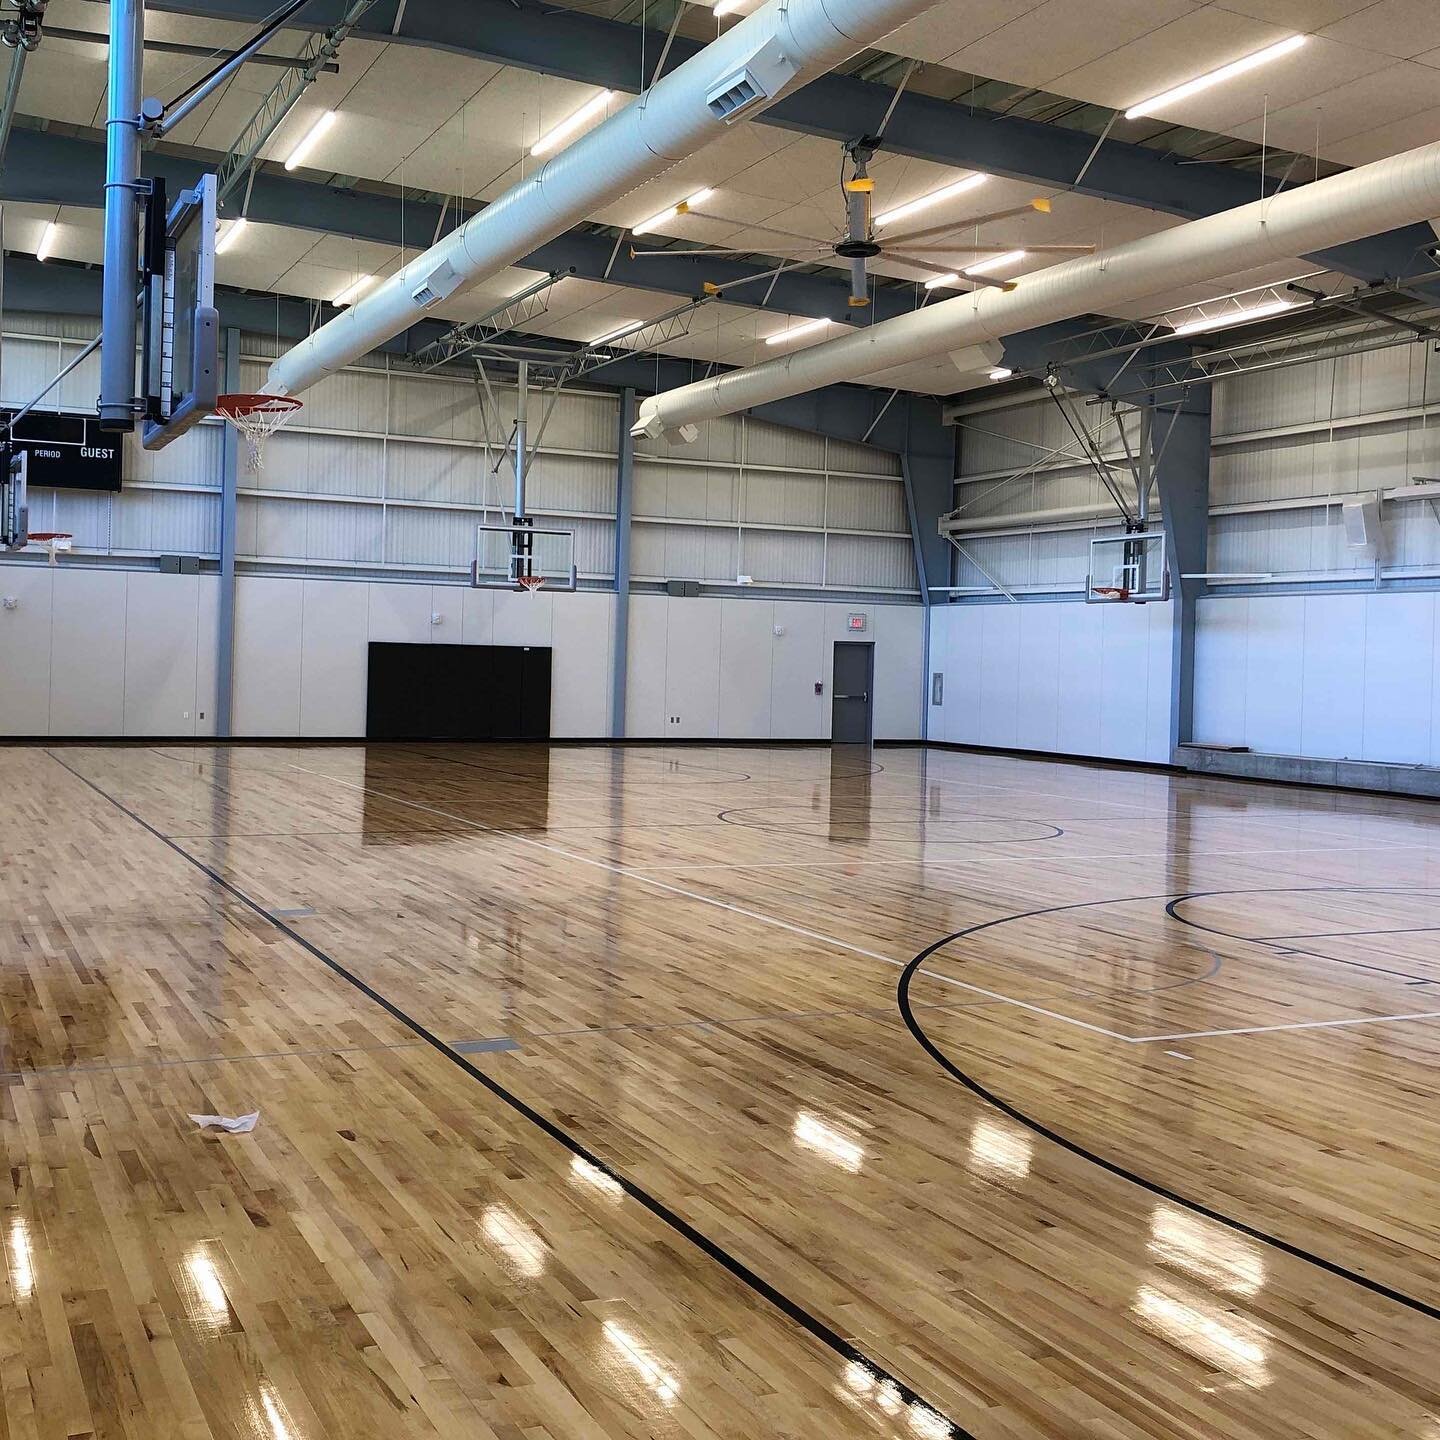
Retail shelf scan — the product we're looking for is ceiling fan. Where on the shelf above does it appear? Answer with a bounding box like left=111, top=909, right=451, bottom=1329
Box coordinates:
left=628, top=137, right=1098, bottom=308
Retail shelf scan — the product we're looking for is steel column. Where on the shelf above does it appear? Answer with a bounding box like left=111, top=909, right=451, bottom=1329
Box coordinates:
left=1151, top=397, right=1212, bottom=755
left=611, top=388, right=636, bottom=740
left=99, top=0, right=143, bottom=429
left=216, top=327, right=240, bottom=737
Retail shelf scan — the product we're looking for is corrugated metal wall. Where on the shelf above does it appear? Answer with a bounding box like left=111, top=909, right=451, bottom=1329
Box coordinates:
left=0, top=320, right=914, bottom=597
left=1210, top=338, right=1440, bottom=583
left=951, top=332, right=1440, bottom=598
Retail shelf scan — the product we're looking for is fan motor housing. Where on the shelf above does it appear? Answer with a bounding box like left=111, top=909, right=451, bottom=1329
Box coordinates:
left=835, top=239, right=881, bottom=259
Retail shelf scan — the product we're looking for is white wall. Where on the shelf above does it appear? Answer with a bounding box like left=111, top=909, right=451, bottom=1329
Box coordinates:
left=928, top=600, right=1174, bottom=764
left=624, top=595, right=923, bottom=741
left=0, top=564, right=925, bottom=741
left=1194, top=591, right=1440, bottom=764
left=0, top=566, right=218, bottom=737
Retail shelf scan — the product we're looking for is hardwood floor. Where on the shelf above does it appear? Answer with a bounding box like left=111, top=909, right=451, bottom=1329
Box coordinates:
left=2, top=740, right=1438, bottom=1439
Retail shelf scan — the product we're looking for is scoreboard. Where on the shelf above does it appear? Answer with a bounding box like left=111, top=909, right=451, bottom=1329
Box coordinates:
left=2, top=410, right=122, bottom=492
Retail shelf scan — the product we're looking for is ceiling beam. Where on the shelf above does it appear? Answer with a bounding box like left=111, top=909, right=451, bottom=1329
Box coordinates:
left=0, top=253, right=944, bottom=459
left=0, top=127, right=925, bottom=327
left=146, top=0, right=1440, bottom=298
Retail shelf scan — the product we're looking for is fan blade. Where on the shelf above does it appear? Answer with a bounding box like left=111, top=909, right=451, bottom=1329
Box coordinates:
left=880, top=199, right=1051, bottom=247
left=686, top=209, right=832, bottom=246
left=886, top=252, right=1014, bottom=291
left=628, top=244, right=828, bottom=259
left=887, top=242, right=1093, bottom=255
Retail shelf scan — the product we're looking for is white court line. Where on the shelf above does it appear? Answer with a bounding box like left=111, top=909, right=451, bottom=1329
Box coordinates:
left=281, top=762, right=1137, bottom=1043
left=624, top=841, right=1434, bottom=875
left=1132, top=1010, right=1440, bottom=1042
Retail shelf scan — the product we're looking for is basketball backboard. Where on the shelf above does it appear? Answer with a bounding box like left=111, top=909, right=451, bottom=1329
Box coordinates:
left=1, top=449, right=27, bottom=550
left=1087, top=531, right=1169, bottom=603
left=472, top=521, right=578, bottom=592
left=141, top=174, right=220, bottom=451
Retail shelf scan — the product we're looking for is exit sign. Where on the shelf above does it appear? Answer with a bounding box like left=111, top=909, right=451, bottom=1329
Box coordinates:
left=847, top=613, right=868, bottom=632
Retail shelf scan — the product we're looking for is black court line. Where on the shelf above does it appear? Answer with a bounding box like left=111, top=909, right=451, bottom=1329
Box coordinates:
left=717, top=806, right=1066, bottom=847
left=897, top=890, right=1440, bottom=1323
left=45, top=750, right=972, bottom=1440
left=1167, top=892, right=1440, bottom=987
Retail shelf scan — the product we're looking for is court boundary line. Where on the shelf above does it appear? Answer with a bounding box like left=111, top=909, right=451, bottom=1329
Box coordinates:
left=896, top=894, right=1440, bottom=1323
left=45, top=750, right=976, bottom=1440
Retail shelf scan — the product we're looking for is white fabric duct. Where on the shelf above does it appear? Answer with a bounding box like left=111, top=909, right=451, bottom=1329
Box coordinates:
left=262, top=0, right=940, bottom=398
left=633, top=139, right=1440, bottom=439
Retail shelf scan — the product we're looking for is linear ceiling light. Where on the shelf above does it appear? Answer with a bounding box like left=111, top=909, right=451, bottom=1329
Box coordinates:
left=714, top=0, right=746, bottom=14
left=1170, top=298, right=1295, bottom=335
left=531, top=91, right=615, bottom=157
left=965, top=249, right=1027, bottom=276
left=766, top=317, right=831, bottom=347
left=334, top=274, right=376, bottom=307
left=632, top=188, right=714, bottom=236
left=215, top=217, right=248, bottom=255
left=35, top=221, right=58, bottom=262
left=988, top=367, right=1013, bottom=381
left=593, top=320, right=646, bottom=346
left=923, top=272, right=960, bottom=291
left=875, top=173, right=987, bottom=229
left=1125, top=35, right=1307, bottom=121
left=284, top=109, right=336, bottom=171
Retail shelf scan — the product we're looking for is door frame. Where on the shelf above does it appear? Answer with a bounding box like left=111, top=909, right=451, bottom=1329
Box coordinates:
left=831, top=640, right=876, bottom=745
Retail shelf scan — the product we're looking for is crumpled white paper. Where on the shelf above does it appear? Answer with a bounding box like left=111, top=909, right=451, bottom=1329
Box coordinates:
left=189, top=1112, right=260, bottom=1134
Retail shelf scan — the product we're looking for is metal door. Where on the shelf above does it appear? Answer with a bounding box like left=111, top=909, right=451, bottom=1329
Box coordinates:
left=831, top=642, right=875, bottom=745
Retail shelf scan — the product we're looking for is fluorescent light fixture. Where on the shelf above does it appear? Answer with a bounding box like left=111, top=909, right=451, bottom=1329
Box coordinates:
left=965, top=248, right=1026, bottom=276
left=35, top=221, right=58, bottom=262
left=988, top=367, right=1013, bottom=381
left=593, top=319, right=645, bottom=346
left=632, top=188, right=714, bottom=235
left=765, top=316, right=830, bottom=346
left=923, top=272, right=960, bottom=291
left=215, top=217, right=248, bottom=255
left=714, top=0, right=746, bottom=12
left=531, top=90, right=614, bottom=157
left=284, top=109, right=336, bottom=172
left=1125, top=35, right=1307, bottom=120
left=874, top=173, right=987, bottom=229
left=1170, top=298, right=1295, bottom=336
left=333, top=274, right=376, bottom=307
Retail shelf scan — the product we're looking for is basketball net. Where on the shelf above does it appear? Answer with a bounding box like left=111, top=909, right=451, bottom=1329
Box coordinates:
left=27, top=533, right=72, bottom=566
left=216, top=394, right=304, bottom=472
left=517, top=574, right=546, bottom=596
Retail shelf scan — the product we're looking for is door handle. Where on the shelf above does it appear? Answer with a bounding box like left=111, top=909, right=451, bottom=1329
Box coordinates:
left=834, top=693, right=869, bottom=702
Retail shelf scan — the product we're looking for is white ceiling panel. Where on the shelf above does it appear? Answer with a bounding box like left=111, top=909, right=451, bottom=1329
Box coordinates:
left=940, top=0, right=1200, bottom=92
left=1317, top=0, right=1440, bottom=59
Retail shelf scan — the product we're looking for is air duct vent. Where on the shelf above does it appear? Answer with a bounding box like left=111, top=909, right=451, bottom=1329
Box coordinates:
left=411, top=259, right=465, bottom=310
left=706, top=38, right=798, bottom=123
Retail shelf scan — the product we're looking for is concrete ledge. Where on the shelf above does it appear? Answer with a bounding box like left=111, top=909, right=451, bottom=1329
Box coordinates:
left=1179, top=745, right=1440, bottom=799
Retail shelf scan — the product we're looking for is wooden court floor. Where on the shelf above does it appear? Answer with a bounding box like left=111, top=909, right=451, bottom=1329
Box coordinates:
left=0, top=740, right=1437, bottom=1440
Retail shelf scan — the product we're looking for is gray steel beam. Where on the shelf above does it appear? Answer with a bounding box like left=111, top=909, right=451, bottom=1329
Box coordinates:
left=0, top=129, right=922, bottom=327
left=612, top=388, right=636, bottom=739
left=4, top=249, right=931, bottom=465
left=145, top=0, right=1440, bottom=299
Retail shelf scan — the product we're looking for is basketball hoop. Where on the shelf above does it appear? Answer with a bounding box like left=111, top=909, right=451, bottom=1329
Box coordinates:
left=1091, top=585, right=1131, bottom=601
left=215, top=394, right=303, bottom=471
left=27, top=533, right=72, bottom=565
left=517, top=574, right=546, bottom=596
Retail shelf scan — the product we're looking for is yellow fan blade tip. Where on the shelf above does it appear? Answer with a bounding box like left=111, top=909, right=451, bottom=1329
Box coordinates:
left=1032, top=197, right=1052, bottom=213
